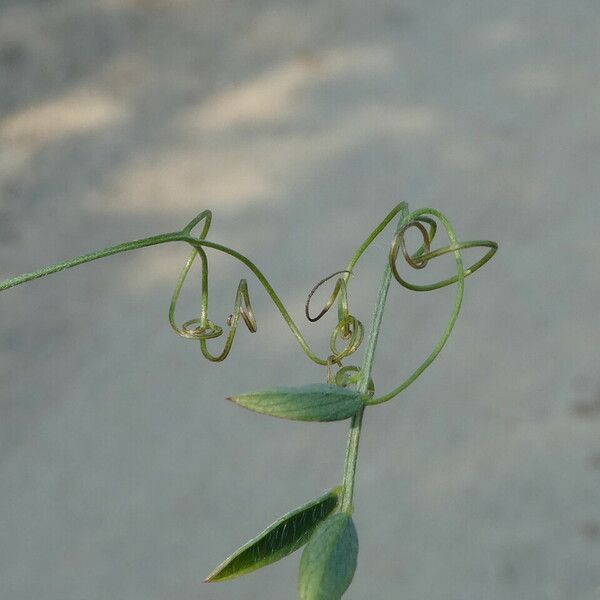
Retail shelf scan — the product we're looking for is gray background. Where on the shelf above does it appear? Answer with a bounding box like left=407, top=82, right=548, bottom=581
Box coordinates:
left=1, top=1, right=599, bottom=599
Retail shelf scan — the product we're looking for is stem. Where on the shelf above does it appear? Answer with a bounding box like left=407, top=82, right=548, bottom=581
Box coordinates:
left=0, top=232, right=183, bottom=291
left=340, top=206, right=409, bottom=512
left=0, top=227, right=330, bottom=365
left=367, top=208, right=466, bottom=405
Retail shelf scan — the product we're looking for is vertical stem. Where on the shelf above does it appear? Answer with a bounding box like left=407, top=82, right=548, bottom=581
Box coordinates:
left=340, top=207, right=409, bottom=512
left=340, top=407, right=365, bottom=513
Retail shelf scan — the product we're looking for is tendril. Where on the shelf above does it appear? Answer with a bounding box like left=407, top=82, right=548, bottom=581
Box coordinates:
left=326, top=355, right=340, bottom=384
left=389, top=217, right=497, bottom=292
left=304, top=269, right=364, bottom=363
left=180, top=319, right=223, bottom=340
left=305, top=270, right=351, bottom=328
left=168, top=219, right=258, bottom=362
left=334, top=365, right=375, bottom=397
left=0, top=203, right=497, bottom=385
left=365, top=208, right=497, bottom=405
left=392, top=219, right=433, bottom=269
left=329, top=316, right=364, bottom=362
left=0, top=209, right=343, bottom=366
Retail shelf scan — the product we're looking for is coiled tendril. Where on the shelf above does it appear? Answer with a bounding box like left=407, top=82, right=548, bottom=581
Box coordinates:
left=168, top=212, right=258, bottom=362
left=0, top=202, right=496, bottom=403
left=364, top=206, right=497, bottom=404
left=389, top=216, right=497, bottom=292
left=301, top=204, right=497, bottom=401
left=304, top=270, right=364, bottom=365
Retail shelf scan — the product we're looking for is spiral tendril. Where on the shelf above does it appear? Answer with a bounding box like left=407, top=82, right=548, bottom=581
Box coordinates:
left=0, top=202, right=497, bottom=395
left=334, top=365, right=375, bottom=397
left=168, top=219, right=259, bottom=361
left=305, top=270, right=351, bottom=325
left=362, top=207, right=497, bottom=405
left=389, top=217, right=497, bottom=292
left=304, top=269, right=364, bottom=363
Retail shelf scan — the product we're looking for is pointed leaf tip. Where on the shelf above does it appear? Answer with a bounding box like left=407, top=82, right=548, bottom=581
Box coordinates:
left=205, top=487, right=342, bottom=583
left=228, top=384, right=363, bottom=422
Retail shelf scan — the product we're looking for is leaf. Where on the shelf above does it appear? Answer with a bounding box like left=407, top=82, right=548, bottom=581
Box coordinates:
left=227, top=384, right=363, bottom=422
left=205, top=487, right=343, bottom=583
left=298, top=512, right=358, bottom=600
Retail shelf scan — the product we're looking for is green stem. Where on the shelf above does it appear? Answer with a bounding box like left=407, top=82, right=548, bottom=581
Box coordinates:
left=0, top=232, right=183, bottom=291
left=0, top=227, right=328, bottom=365
left=367, top=208, right=466, bottom=405
left=340, top=205, right=410, bottom=512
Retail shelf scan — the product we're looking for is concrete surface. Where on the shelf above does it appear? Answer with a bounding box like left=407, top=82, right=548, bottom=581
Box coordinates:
left=1, top=1, right=600, bottom=599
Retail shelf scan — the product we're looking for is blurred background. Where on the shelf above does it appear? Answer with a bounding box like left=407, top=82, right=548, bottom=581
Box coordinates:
left=1, top=1, right=599, bottom=599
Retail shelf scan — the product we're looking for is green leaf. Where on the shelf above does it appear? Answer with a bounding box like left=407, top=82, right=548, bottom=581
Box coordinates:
left=205, top=487, right=342, bottom=583
left=299, top=512, right=358, bottom=600
left=227, top=384, right=363, bottom=422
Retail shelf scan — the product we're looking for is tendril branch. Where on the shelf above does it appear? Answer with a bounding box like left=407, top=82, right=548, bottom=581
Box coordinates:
left=0, top=210, right=343, bottom=366
left=364, top=208, right=497, bottom=405
left=0, top=203, right=497, bottom=386
left=305, top=270, right=351, bottom=326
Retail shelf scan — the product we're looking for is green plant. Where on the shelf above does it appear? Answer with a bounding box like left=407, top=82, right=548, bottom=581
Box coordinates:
left=0, top=202, right=497, bottom=599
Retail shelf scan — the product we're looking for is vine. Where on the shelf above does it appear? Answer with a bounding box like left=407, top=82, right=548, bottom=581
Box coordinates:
left=0, top=202, right=497, bottom=599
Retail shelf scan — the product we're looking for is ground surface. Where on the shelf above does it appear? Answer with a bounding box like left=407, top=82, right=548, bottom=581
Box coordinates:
left=1, top=1, right=600, bottom=599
